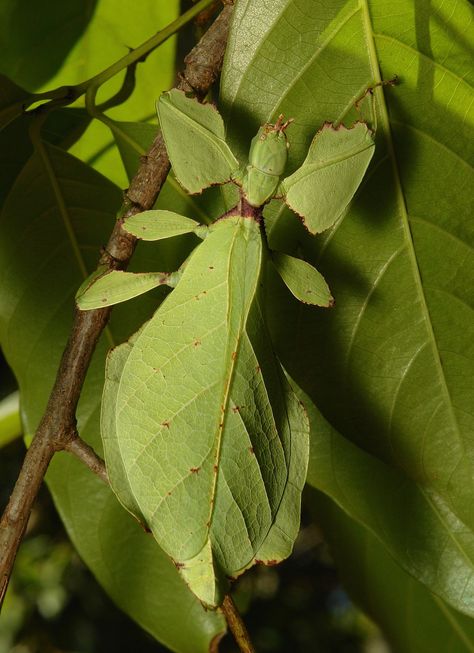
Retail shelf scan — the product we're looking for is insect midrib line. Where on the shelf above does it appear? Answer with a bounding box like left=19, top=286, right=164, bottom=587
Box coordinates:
left=207, top=226, right=245, bottom=535
left=36, top=141, right=115, bottom=348
left=359, top=0, right=464, bottom=453
left=285, top=141, right=374, bottom=182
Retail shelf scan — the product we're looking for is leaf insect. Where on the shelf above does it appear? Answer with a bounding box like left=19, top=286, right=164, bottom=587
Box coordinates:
left=76, top=88, right=376, bottom=607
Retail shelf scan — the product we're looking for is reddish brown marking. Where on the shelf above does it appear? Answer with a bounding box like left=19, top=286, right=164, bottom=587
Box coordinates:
left=209, top=265, right=214, bottom=270
left=255, top=559, right=279, bottom=566
left=232, top=406, right=240, bottom=414
left=167, top=491, right=171, bottom=496
left=256, top=365, right=261, bottom=373
left=174, top=561, right=186, bottom=569
left=231, top=351, right=237, bottom=360
left=249, top=446, right=255, bottom=455
left=161, top=421, right=170, bottom=429
left=190, top=467, right=200, bottom=474
left=193, top=339, right=201, bottom=347
left=213, top=465, right=218, bottom=473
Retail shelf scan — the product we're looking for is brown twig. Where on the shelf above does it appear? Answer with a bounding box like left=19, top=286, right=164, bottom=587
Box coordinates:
left=0, top=3, right=234, bottom=608
left=221, top=594, right=256, bottom=653
left=64, top=435, right=108, bottom=484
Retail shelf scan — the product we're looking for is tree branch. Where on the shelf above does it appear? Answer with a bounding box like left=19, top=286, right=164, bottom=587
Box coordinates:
left=64, top=434, right=108, bottom=484
left=221, top=594, right=256, bottom=653
left=0, top=2, right=234, bottom=609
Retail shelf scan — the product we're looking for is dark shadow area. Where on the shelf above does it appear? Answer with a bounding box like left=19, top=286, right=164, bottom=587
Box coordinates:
left=0, top=0, right=98, bottom=90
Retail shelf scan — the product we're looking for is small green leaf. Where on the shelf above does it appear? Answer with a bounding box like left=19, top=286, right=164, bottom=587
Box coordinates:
left=282, top=122, right=375, bottom=234
left=157, top=89, right=239, bottom=194
left=124, top=209, right=205, bottom=241
left=76, top=270, right=174, bottom=310
left=272, top=251, right=333, bottom=307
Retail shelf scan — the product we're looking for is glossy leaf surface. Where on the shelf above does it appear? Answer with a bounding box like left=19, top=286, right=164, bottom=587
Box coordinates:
left=104, top=216, right=309, bottom=606
left=221, top=0, right=474, bottom=620
left=272, top=252, right=333, bottom=307
left=309, top=490, right=474, bottom=653
left=157, top=89, right=239, bottom=194
left=0, top=143, right=225, bottom=650
left=300, top=388, right=474, bottom=616
left=282, top=122, right=375, bottom=234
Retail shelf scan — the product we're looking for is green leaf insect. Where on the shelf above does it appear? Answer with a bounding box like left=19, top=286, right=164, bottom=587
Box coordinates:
left=157, top=89, right=375, bottom=233
left=76, top=88, right=377, bottom=607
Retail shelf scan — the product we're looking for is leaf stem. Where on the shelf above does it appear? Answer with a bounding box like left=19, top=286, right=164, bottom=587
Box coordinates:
left=221, top=594, right=256, bottom=653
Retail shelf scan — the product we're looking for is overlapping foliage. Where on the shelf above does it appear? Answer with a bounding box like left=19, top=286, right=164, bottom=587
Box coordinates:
left=0, top=1, right=473, bottom=651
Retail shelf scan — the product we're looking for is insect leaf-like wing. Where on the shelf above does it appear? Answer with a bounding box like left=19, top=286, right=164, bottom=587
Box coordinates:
left=102, top=216, right=309, bottom=607
left=282, top=122, right=375, bottom=234
left=157, top=89, right=239, bottom=194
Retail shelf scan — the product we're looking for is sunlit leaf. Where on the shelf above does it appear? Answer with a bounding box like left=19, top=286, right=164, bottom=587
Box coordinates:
left=0, top=392, right=21, bottom=447
left=222, top=0, right=474, bottom=618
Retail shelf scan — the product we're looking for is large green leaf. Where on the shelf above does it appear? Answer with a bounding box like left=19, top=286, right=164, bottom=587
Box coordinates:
left=300, top=387, right=474, bottom=616
left=103, top=216, right=309, bottom=606
left=0, top=0, right=98, bottom=90
left=221, top=0, right=474, bottom=616
left=0, top=144, right=225, bottom=651
left=0, top=1, right=179, bottom=187
left=0, top=108, right=90, bottom=206
left=309, top=490, right=474, bottom=653
left=0, top=75, right=34, bottom=131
